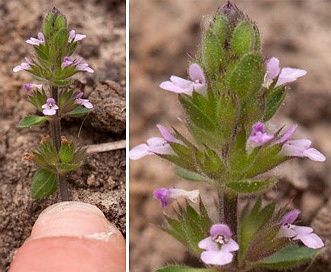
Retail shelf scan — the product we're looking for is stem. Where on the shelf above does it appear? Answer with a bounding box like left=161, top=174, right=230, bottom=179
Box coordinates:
left=50, top=85, right=69, bottom=201
left=223, top=190, right=238, bottom=266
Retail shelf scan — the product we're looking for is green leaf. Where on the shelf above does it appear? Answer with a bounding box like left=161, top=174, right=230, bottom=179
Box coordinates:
left=162, top=200, right=212, bottom=257
left=18, top=115, right=48, bottom=128
left=57, top=162, right=82, bottom=172
left=39, top=140, right=59, bottom=165
left=27, top=89, right=48, bottom=111
left=263, top=86, right=286, bottom=121
left=179, top=95, right=216, bottom=132
left=226, top=178, right=278, bottom=193
left=231, top=21, right=254, bottom=56
left=31, top=151, right=55, bottom=170
left=173, top=166, right=203, bottom=182
left=52, top=79, right=74, bottom=86
left=156, top=265, right=215, bottom=272
left=201, top=29, right=227, bottom=78
left=255, top=245, right=319, bottom=270
left=229, top=52, right=265, bottom=101
left=54, top=28, right=69, bottom=47
left=65, top=106, right=92, bottom=117
left=59, top=142, right=75, bottom=163
left=68, top=42, right=78, bottom=55
left=31, top=168, right=57, bottom=199
left=239, top=200, right=276, bottom=261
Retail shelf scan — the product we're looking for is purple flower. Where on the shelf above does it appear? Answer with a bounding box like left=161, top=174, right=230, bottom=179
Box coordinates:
left=198, top=224, right=239, bottom=266
left=13, top=58, right=33, bottom=73
left=247, top=122, right=274, bottom=151
left=273, top=124, right=298, bottom=145
left=26, top=32, right=45, bottom=46
left=249, top=122, right=275, bottom=146
left=75, top=92, right=93, bottom=109
left=61, top=56, right=94, bottom=73
left=159, top=63, right=207, bottom=95
left=23, top=83, right=42, bottom=93
left=76, top=63, right=94, bottom=73
left=278, top=210, right=324, bottom=249
left=69, top=30, right=86, bottom=42
left=129, top=125, right=183, bottom=160
left=153, top=187, right=199, bottom=207
left=42, top=98, right=59, bottom=116
left=263, top=57, right=307, bottom=89
left=280, top=139, right=326, bottom=162
left=62, top=56, right=73, bottom=67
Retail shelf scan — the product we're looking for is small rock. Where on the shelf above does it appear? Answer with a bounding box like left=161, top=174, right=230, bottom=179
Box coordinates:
left=88, top=80, right=125, bottom=134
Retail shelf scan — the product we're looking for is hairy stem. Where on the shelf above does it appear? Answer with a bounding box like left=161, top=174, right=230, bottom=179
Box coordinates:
left=50, top=85, right=69, bottom=201
left=223, top=190, right=238, bottom=265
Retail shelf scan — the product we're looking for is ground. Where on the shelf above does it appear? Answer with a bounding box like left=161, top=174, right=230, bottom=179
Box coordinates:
left=0, top=0, right=126, bottom=271
left=130, top=0, right=331, bottom=271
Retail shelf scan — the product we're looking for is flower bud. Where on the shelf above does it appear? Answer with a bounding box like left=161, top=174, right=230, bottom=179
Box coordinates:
left=43, top=7, right=67, bottom=38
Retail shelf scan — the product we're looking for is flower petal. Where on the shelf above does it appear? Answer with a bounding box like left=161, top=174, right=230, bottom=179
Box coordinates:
left=275, top=67, right=307, bottom=88
left=303, top=148, right=326, bottom=162
left=129, top=144, right=150, bottom=160
left=280, top=209, right=300, bottom=225
left=274, top=124, right=298, bottom=144
left=295, top=233, right=324, bottom=249
left=188, top=63, right=205, bottom=84
left=221, top=238, right=239, bottom=253
left=210, top=224, right=232, bottom=239
left=278, top=226, right=297, bottom=238
left=266, top=57, right=281, bottom=80
left=292, top=225, right=313, bottom=235
left=168, top=188, right=199, bottom=204
left=198, top=237, right=218, bottom=251
left=156, top=125, right=179, bottom=143
left=200, top=250, right=234, bottom=266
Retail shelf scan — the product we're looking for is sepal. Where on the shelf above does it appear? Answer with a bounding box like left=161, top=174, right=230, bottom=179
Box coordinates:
left=239, top=198, right=277, bottom=262
left=161, top=199, right=212, bottom=257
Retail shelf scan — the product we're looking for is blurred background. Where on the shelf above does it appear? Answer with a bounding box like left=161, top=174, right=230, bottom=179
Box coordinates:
left=130, top=0, right=331, bottom=271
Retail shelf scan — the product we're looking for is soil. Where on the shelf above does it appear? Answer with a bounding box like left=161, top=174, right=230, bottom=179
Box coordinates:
left=0, top=0, right=126, bottom=271
left=130, top=0, right=331, bottom=271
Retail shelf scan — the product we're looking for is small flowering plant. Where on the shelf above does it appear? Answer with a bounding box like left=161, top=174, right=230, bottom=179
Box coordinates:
left=130, top=2, right=325, bottom=271
left=16, top=7, right=94, bottom=200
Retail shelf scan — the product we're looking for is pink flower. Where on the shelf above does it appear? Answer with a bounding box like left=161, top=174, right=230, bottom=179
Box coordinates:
left=61, top=56, right=94, bottom=73
left=153, top=187, right=199, bottom=207
left=160, top=63, right=207, bottom=95
left=247, top=122, right=274, bottom=148
left=42, top=98, right=59, bottom=116
left=75, top=92, right=93, bottom=109
left=280, top=139, right=326, bottom=162
left=129, top=125, right=183, bottom=160
left=26, top=32, right=45, bottom=46
left=278, top=210, right=324, bottom=249
left=263, top=57, right=306, bottom=89
left=13, top=58, right=33, bottom=72
left=23, top=83, right=42, bottom=93
left=62, top=56, right=73, bottom=67
left=69, top=30, right=86, bottom=42
left=198, top=224, right=239, bottom=266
